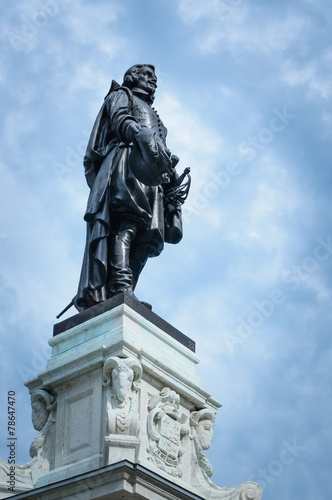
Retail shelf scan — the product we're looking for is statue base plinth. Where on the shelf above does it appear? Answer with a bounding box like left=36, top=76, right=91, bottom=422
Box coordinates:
left=0, top=294, right=262, bottom=500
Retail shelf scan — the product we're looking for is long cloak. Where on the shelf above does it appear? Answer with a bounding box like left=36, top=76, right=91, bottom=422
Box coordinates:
left=76, top=84, right=182, bottom=308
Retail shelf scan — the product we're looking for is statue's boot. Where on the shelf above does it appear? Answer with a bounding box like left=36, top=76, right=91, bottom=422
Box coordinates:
left=109, top=223, right=138, bottom=295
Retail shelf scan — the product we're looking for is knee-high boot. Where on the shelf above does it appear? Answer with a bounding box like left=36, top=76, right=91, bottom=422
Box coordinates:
left=109, top=224, right=138, bottom=295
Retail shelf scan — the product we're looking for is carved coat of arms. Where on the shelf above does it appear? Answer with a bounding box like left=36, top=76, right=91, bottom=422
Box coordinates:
left=147, top=387, right=188, bottom=476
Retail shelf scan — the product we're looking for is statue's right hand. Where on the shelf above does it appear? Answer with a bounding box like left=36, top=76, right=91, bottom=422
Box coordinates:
left=127, top=122, right=141, bottom=142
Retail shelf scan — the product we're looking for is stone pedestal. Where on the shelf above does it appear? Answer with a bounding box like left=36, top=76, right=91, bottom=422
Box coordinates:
left=0, top=293, right=262, bottom=500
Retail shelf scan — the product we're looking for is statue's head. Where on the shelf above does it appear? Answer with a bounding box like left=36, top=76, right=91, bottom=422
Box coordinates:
left=123, top=64, right=157, bottom=98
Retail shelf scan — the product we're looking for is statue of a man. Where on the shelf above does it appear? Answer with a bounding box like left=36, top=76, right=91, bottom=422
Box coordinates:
left=74, top=64, right=190, bottom=310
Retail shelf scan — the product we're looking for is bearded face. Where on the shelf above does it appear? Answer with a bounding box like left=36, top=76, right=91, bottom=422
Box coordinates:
left=31, top=401, right=49, bottom=431
left=196, top=419, right=214, bottom=450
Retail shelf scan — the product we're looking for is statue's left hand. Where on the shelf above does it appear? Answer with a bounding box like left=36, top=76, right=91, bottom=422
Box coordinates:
left=170, top=154, right=179, bottom=168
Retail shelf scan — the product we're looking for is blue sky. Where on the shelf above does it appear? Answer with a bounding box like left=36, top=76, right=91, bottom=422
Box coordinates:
left=0, top=0, right=331, bottom=498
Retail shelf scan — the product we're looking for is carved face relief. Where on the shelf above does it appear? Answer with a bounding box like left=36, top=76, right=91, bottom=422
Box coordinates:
left=112, top=367, right=134, bottom=402
left=31, top=401, right=49, bottom=431
left=196, top=419, right=214, bottom=450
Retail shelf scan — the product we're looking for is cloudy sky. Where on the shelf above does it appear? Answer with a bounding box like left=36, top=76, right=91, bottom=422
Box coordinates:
left=0, top=0, right=331, bottom=498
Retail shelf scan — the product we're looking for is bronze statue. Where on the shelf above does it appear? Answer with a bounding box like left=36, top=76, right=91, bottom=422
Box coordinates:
left=64, top=64, right=190, bottom=312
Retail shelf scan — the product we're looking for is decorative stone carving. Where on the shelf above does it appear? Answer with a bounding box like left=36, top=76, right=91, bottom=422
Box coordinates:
left=102, top=356, right=142, bottom=436
left=0, top=389, right=56, bottom=498
left=147, top=387, right=188, bottom=477
left=190, top=408, right=216, bottom=478
left=29, top=390, right=56, bottom=460
left=189, top=409, right=262, bottom=500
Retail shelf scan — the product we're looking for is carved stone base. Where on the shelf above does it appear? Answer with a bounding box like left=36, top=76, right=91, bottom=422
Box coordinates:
left=1, top=461, right=207, bottom=500
left=105, top=435, right=140, bottom=464
left=0, top=294, right=262, bottom=499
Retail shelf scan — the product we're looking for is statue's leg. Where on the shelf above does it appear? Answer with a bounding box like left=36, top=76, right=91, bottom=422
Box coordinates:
left=130, top=243, right=152, bottom=291
left=109, top=222, right=138, bottom=295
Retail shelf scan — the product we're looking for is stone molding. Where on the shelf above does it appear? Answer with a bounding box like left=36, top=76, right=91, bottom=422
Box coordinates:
left=3, top=461, right=206, bottom=500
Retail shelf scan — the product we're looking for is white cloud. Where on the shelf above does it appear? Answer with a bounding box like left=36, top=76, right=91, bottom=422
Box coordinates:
left=304, top=274, right=331, bottom=301
left=178, top=0, right=213, bottom=24
left=320, top=111, right=332, bottom=140
left=0, top=162, right=83, bottom=322
left=178, top=1, right=311, bottom=55
left=187, top=150, right=303, bottom=287
left=59, top=1, right=127, bottom=56
left=281, top=52, right=332, bottom=100
left=3, top=110, right=39, bottom=149
left=158, top=92, right=222, bottom=154
left=2, top=0, right=128, bottom=98
left=65, top=62, right=113, bottom=96
left=157, top=91, right=223, bottom=192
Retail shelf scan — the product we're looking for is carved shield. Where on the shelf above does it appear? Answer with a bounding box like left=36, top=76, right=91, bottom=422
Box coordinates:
left=157, top=414, right=181, bottom=460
